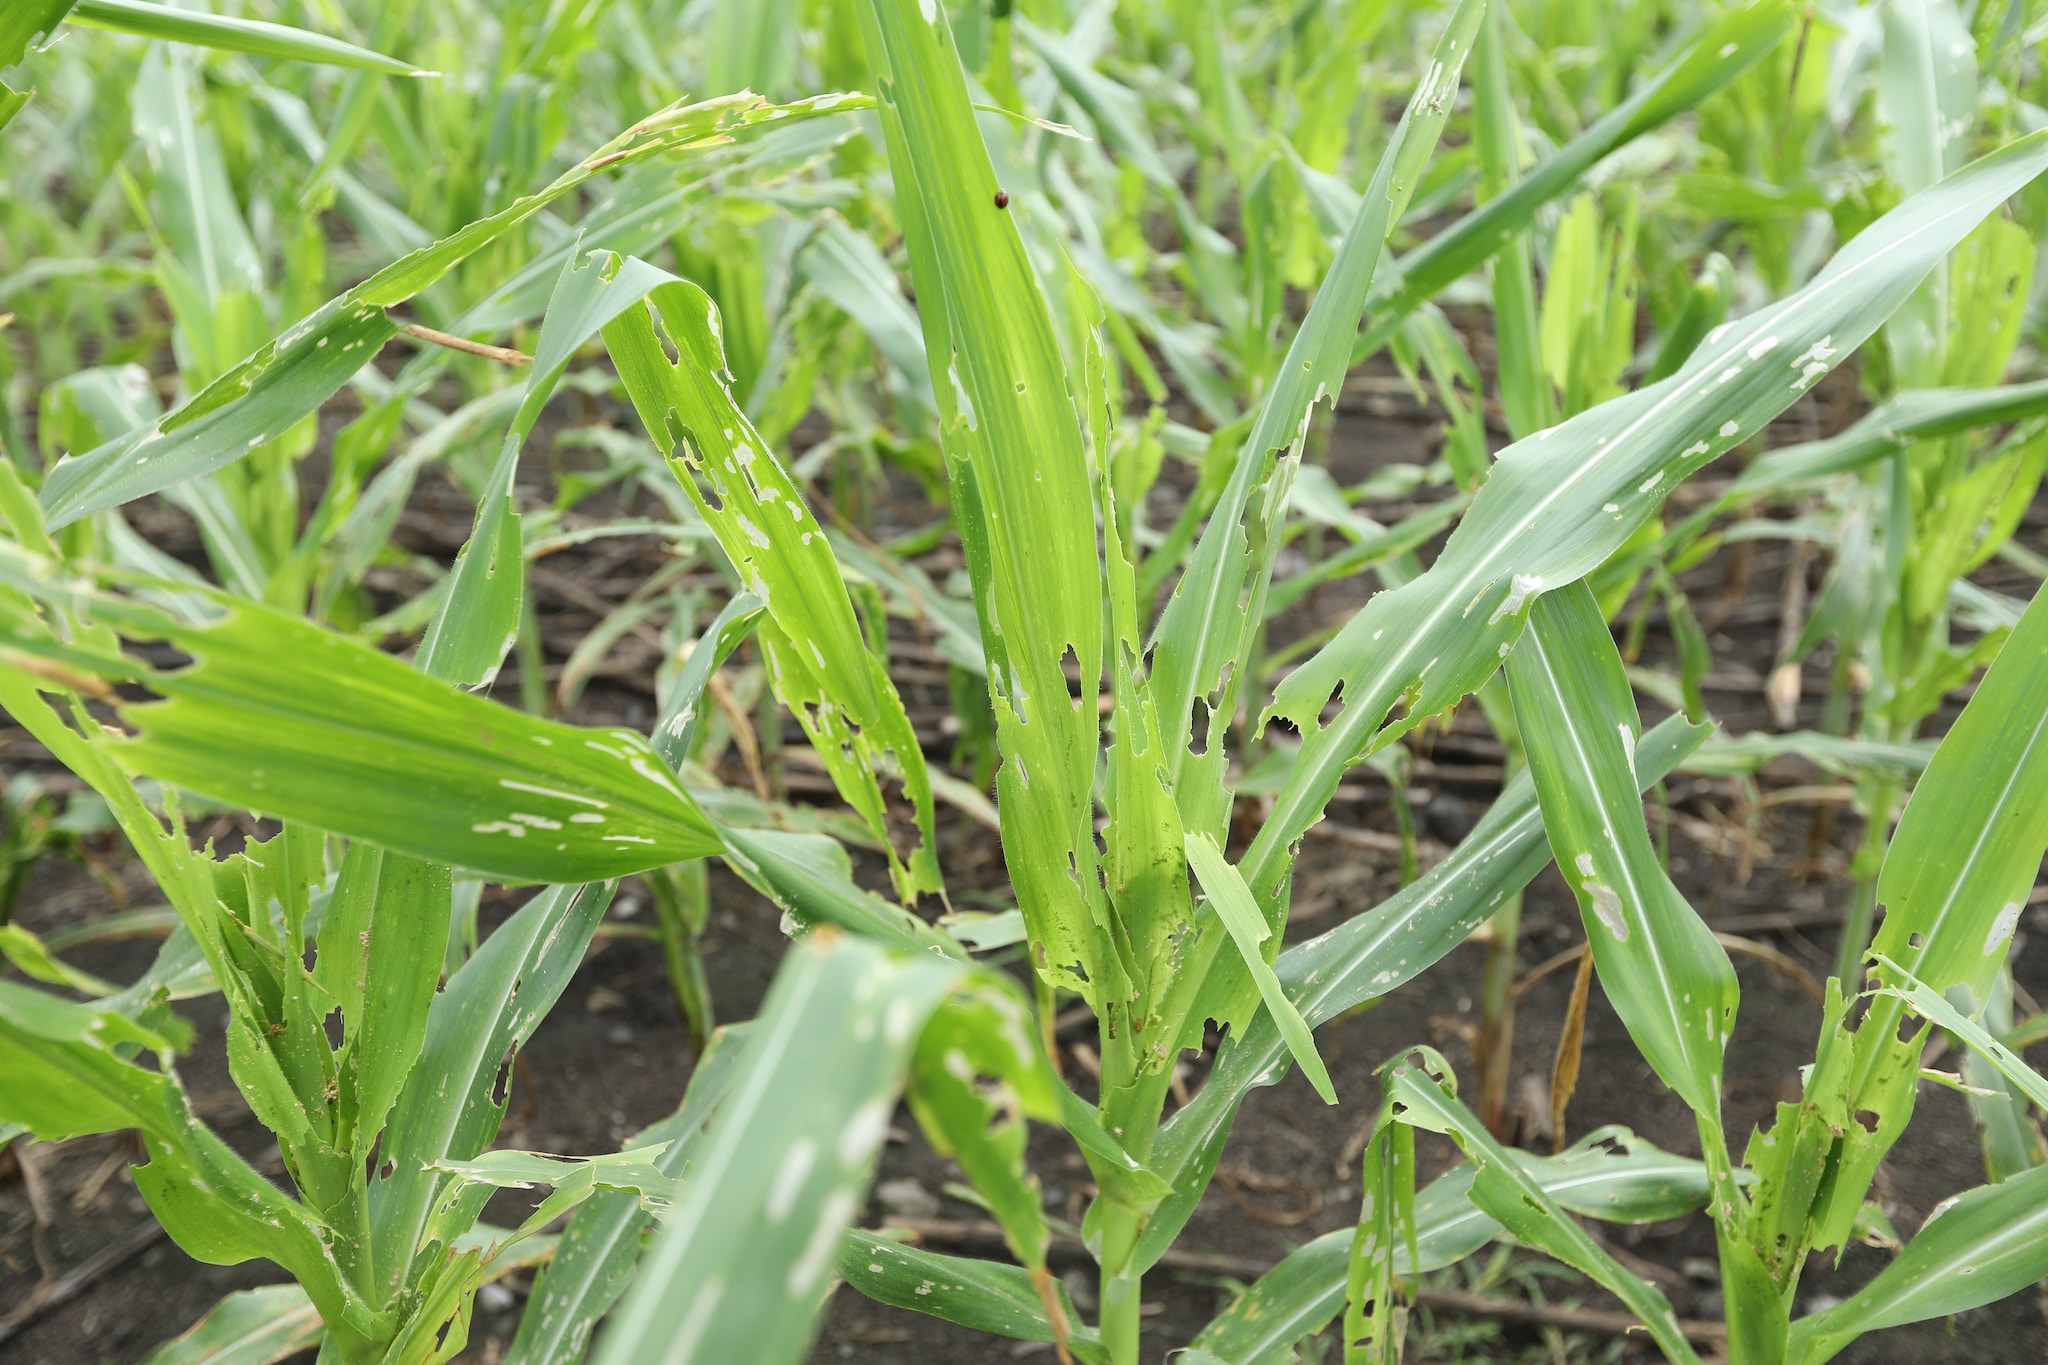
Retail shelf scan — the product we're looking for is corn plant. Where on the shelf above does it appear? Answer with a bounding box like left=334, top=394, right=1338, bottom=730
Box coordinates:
left=6, top=1, right=2048, bottom=1363
left=1310, top=554, right=2048, bottom=1365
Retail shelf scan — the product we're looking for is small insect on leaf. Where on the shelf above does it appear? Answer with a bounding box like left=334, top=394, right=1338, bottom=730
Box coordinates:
left=993, top=189, right=1009, bottom=209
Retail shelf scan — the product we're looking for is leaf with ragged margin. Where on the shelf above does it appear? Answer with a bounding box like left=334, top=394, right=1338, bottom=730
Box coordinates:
left=1248, top=131, right=2048, bottom=911
left=37, top=93, right=867, bottom=529
left=855, top=0, right=1104, bottom=995
left=605, top=270, right=941, bottom=901
left=1150, top=0, right=1487, bottom=862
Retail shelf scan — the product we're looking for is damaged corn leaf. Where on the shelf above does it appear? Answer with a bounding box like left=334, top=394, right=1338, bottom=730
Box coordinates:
left=604, top=270, right=941, bottom=902
left=0, top=551, right=721, bottom=882
left=1247, top=130, right=2048, bottom=912
left=855, top=0, right=1106, bottom=997
left=38, top=91, right=869, bottom=529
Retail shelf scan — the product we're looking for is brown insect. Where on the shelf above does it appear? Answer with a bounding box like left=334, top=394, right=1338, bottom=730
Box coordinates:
left=993, top=189, right=1010, bottom=210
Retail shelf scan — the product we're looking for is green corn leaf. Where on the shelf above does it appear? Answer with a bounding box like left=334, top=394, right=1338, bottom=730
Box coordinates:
left=1877, top=0, right=1977, bottom=388
left=0, top=979, right=372, bottom=1337
left=1344, top=1084, right=1416, bottom=1364
left=136, top=1284, right=324, bottom=1365
left=1248, top=129, right=2048, bottom=909
left=370, top=881, right=613, bottom=1312
left=605, top=270, right=941, bottom=901
left=855, top=0, right=1106, bottom=995
left=506, top=1022, right=752, bottom=1365
left=0, top=558, right=722, bottom=882
left=68, top=0, right=429, bottom=75
left=1183, top=831, right=1336, bottom=1104
left=0, top=921, right=119, bottom=996
left=1506, top=582, right=1735, bottom=1118
left=1384, top=1050, right=1702, bottom=1365
left=1870, top=956, right=2048, bottom=1116
left=418, top=249, right=684, bottom=689
left=1353, top=0, right=1799, bottom=361
left=655, top=591, right=765, bottom=770
left=1192, top=1126, right=1715, bottom=1365
left=1870, top=580, right=2048, bottom=1008
left=1, top=1, right=74, bottom=68
left=1137, top=714, right=1708, bottom=1273
left=796, top=214, right=935, bottom=412
left=427, top=1144, right=685, bottom=1233
left=589, top=934, right=966, bottom=1365
left=1471, top=0, right=1548, bottom=437
left=905, top=982, right=1065, bottom=1324
left=0, top=0, right=77, bottom=130
left=38, top=92, right=866, bottom=530
left=838, top=1231, right=1105, bottom=1362
left=311, top=844, right=451, bottom=1164
left=1734, top=379, right=2048, bottom=495
left=1151, top=0, right=1485, bottom=860
left=716, top=825, right=959, bottom=955
left=1788, top=1160, right=2048, bottom=1365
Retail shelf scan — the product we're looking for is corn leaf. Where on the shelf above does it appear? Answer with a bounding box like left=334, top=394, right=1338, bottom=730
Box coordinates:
left=1788, top=1161, right=2048, bottom=1365
left=370, top=881, right=614, bottom=1310
left=1183, top=831, right=1336, bottom=1104
left=1151, top=0, right=1486, bottom=858
left=1384, top=1050, right=1703, bottom=1365
left=418, top=249, right=682, bottom=688
left=136, top=1284, right=325, bottom=1365
left=1733, top=378, right=2048, bottom=494
left=1869, top=580, right=2048, bottom=1006
left=0, top=980, right=371, bottom=1335
left=1353, top=0, right=1799, bottom=360
left=855, top=0, right=1105, bottom=994
left=1191, top=1127, right=1714, bottom=1365
left=1248, top=130, right=2048, bottom=907
left=605, top=271, right=941, bottom=900
left=68, top=0, right=428, bottom=75
left=1505, top=583, right=1735, bottom=1119
left=505, top=1022, right=752, bottom=1365
left=1871, top=956, right=2048, bottom=1115
left=38, top=93, right=866, bottom=529
left=590, top=934, right=965, bottom=1365
left=0, top=558, right=722, bottom=882
left=838, top=1231, right=1105, bottom=1362
left=1138, top=713, right=1708, bottom=1273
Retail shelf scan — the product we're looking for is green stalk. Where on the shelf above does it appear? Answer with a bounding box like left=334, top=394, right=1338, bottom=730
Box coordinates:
left=1097, top=1200, right=1144, bottom=1365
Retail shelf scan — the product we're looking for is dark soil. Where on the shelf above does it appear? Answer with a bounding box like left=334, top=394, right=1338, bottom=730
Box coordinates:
left=5, top=343, right=2048, bottom=1365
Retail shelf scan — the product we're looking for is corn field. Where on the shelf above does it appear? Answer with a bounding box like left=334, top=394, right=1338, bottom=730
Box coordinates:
left=2, top=0, right=2048, bottom=1361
